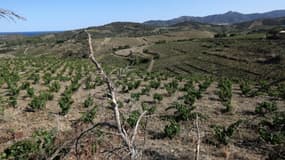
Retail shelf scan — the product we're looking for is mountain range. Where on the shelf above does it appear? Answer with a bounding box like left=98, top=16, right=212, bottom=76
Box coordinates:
left=144, top=10, right=285, bottom=26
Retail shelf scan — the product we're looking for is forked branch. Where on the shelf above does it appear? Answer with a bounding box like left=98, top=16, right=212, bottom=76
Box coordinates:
left=85, top=30, right=146, bottom=159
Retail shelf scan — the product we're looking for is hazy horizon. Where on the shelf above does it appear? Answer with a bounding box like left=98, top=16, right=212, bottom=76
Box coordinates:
left=1, top=0, right=285, bottom=32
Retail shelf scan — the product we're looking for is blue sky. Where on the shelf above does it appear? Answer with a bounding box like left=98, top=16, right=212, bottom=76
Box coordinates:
left=1, top=0, right=285, bottom=32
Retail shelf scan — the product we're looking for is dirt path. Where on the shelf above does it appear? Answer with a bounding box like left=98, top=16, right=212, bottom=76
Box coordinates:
left=24, top=47, right=29, bottom=55
left=147, top=58, right=155, bottom=72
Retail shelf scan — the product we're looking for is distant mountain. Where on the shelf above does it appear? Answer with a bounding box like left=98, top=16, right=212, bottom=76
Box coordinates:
left=234, top=16, right=285, bottom=29
left=144, top=10, right=285, bottom=26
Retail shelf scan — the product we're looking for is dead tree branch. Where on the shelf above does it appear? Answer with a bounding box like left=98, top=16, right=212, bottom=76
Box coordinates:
left=195, top=114, right=201, bottom=160
left=0, top=8, right=26, bottom=21
left=85, top=30, right=147, bottom=159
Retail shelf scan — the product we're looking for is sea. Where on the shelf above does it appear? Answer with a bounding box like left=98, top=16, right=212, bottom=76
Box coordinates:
left=0, top=31, right=62, bottom=37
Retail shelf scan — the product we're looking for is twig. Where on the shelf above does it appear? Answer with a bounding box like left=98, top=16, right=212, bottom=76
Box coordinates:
left=0, top=8, right=26, bottom=21
left=131, top=111, right=147, bottom=144
left=195, top=114, right=201, bottom=160
left=48, top=140, right=74, bottom=160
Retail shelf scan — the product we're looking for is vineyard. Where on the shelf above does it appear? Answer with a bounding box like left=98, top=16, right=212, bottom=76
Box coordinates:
left=0, top=55, right=284, bottom=159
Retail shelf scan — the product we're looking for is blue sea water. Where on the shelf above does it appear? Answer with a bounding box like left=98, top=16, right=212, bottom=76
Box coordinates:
left=0, top=31, right=62, bottom=37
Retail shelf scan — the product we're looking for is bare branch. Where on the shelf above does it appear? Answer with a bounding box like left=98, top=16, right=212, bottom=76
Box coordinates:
left=131, top=111, right=147, bottom=144
left=85, top=30, right=147, bottom=159
left=0, top=8, right=26, bottom=21
left=195, top=114, right=201, bottom=160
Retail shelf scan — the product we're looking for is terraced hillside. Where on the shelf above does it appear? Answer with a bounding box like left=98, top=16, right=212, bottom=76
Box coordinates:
left=0, top=57, right=284, bottom=159
left=0, top=20, right=284, bottom=160
left=145, top=38, right=285, bottom=81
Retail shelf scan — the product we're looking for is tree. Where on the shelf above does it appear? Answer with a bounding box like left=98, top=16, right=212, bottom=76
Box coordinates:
left=0, top=8, right=25, bottom=21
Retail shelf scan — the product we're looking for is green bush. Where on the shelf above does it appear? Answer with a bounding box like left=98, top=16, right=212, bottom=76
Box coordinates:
left=26, top=87, right=34, bottom=97
left=199, top=78, right=212, bottom=92
left=142, top=102, right=156, bottom=115
left=81, top=106, right=97, bottom=123
left=127, top=110, right=141, bottom=128
left=149, top=80, right=160, bottom=89
left=165, top=80, right=178, bottom=96
left=85, top=76, right=94, bottom=89
left=166, top=103, right=199, bottom=122
left=49, top=81, right=61, bottom=92
left=29, top=73, right=40, bottom=84
left=9, top=96, right=17, bottom=108
left=140, top=86, right=151, bottom=95
left=255, top=101, right=277, bottom=115
left=131, top=93, right=141, bottom=101
left=164, top=121, right=180, bottom=139
left=1, top=129, right=55, bottom=160
left=59, top=94, right=73, bottom=115
left=239, top=80, right=251, bottom=96
left=20, top=82, right=30, bottom=90
left=213, top=120, right=242, bottom=145
left=39, top=91, right=54, bottom=101
left=218, top=79, right=233, bottom=113
left=258, top=112, right=285, bottom=144
left=218, top=79, right=232, bottom=102
left=84, top=94, right=94, bottom=108
left=181, top=93, right=196, bottom=106
left=30, top=96, right=46, bottom=110
left=153, top=93, right=163, bottom=102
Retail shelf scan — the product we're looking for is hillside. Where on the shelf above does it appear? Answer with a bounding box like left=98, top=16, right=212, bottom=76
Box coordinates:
left=144, top=10, right=285, bottom=26
left=234, top=16, right=285, bottom=29
left=0, top=13, right=285, bottom=160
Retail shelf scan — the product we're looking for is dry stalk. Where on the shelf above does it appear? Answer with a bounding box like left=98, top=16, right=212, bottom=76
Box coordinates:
left=85, top=30, right=147, bottom=159
left=195, top=114, right=201, bottom=160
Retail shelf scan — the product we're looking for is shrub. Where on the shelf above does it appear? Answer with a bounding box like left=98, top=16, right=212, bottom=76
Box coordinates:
left=49, top=81, right=61, bottom=92
left=277, top=84, right=285, bottom=99
left=199, top=78, right=212, bottom=92
left=142, top=102, right=156, bottom=115
left=20, top=82, right=30, bottom=90
left=240, top=80, right=251, bottom=96
left=39, top=91, right=54, bottom=101
left=95, top=77, right=104, bottom=86
left=26, top=87, right=34, bottom=97
left=218, top=79, right=232, bottom=102
left=258, top=112, right=285, bottom=144
left=59, top=94, right=73, bottom=115
left=84, top=95, right=93, bottom=108
left=29, top=73, right=40, bottom=84
left=165, top=80, right=178, bottom=96
left=140, top=86, right=151, bottom=95
left=223, top=101, right=233, bottom=113
left=149, top=80, right=160, bottom=89
left=43, top=73, right=53, bottom=85
left=259, top=80, right=269, bottom=93
left=30, top=96, right=46, bottom=110
left=1, top=129, right=55, bottom=159
left=133, top=80, right=141, bottom=89
left=81, top=106, right=97, bottom=123
left=153, top=93, right=163, bottom=102
left=164, top=120, right=180, bottom=139
left=255, top=101, right=277, bottom=115
left=8, top=85, right=19, bottom=96
left=213, top=120, right=242, bottom=145
left=218, top=79, right=233, bottom=112
left=9, top=96, right=17, bottom=107
left=127, top=110, right=140, bottom=128
left=1, top=139, right=37, bottom=159
left=166, top=103, right=199, bottom=121
left=85, top=76, right=94, bottom=89
left=182, top=93, right=196, bottom=106
left=131, top=93, right=141, bottom=101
